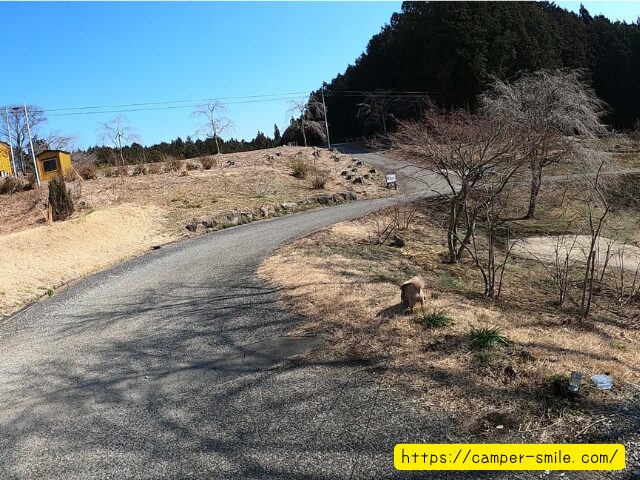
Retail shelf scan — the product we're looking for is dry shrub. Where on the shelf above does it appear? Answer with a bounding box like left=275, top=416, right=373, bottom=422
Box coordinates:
left=0, top=176, right=23, bottom=195
left=147, top=163, right=161, bottom=174
left=132, top=164, right=148, bottom=176
left=64, top=171, right=78, bottom=182
left=164, top=156, right=183, bottom=173
left=186, top=162, right=199, bottom=171
left=77, top=163, right=98, bottom=180
left=311, top=170, right=329, bottom=189
left=48, top=177, right=74, bottom=221
left=201, top=156, right=216, bottom=170
left=292, top=158, right=309, bottom=179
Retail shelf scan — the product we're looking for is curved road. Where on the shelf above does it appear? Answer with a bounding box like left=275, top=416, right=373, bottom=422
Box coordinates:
left=0, top=152, right=481, bottom=479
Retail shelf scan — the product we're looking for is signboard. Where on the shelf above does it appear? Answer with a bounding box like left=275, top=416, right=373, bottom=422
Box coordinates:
left=386, top=173, right=397, bottom=189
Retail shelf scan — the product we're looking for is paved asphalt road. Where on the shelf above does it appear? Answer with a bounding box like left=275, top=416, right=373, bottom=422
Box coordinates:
left=0, top=150, right=592, bottom=479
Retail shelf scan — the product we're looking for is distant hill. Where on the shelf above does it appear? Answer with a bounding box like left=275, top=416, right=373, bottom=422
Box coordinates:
left=310, top=1, right=640, bottom=142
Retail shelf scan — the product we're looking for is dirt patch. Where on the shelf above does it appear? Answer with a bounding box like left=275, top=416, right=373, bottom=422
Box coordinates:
left=0, top=204, right=169, bottom=316
left=259, top=205, right=640, bottom=443
left=512, top=235, right=640, bottom=272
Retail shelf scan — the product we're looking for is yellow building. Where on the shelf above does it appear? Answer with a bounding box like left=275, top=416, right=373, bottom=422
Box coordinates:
left=0, top=142, right=12, bottom=176
left=36, top=150, right=72, bottom=181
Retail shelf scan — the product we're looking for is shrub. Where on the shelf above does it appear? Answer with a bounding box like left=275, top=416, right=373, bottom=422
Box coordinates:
left=147, top=163, right=161, bottom=174
left=186, top=162, right=199, bottom=171
left=0, top=176, right=23, bottom=195
left=201, top=156, right=216, bottom=170
left=117, top=165, right=128, bottom=176
left=48, top=177, right=74, bottom=221
left=470, top=327, right=511, bottom=350
left=24, top=173, right=36, bottom=190
left=164, top=156, right=183, bottom=172
left=77, top=163, right=98, bottom=180
left=311, top=170, right=329, bottom=189
left=292, top=158, right=309, bottom=179
left=132, top=164, right=148, bottom=176
left=104, top=167, right=117, bottom=177
left=416, top=310, right=455, bottom=328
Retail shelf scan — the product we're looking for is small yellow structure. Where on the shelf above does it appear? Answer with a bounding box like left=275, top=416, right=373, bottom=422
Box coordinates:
left=36, top=150, right=72, bottom=181
left=0, top=142, right=12, bottom=176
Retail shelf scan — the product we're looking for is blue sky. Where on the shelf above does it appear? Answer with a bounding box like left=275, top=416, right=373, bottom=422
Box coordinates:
left=0, top=1, right=402, bottom=148
left=0, top=1, right=638, bottom=149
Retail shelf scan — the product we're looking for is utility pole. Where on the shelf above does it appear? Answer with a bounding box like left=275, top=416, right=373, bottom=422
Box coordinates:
left=321, top=82, right=331, bottom=149
left=3, top=107, right=17, bottom=176
left=23, top=103, right=41, bottom=187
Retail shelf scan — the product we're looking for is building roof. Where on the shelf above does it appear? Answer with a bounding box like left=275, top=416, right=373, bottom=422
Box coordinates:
left=36, top=149, right=71, bottom=158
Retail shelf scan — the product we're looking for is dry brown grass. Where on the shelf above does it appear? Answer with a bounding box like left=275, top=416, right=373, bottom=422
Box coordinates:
left=0, top=147, right=391, bottom=318
left=259, top=204, right=640, bottom=440
left=0, top=204, right=170, bottom=317
left=0, top=147, right=387, bottom=237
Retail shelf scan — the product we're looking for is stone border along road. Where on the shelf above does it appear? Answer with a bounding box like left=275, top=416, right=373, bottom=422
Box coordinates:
left=0, top=147, right=586, bottom=479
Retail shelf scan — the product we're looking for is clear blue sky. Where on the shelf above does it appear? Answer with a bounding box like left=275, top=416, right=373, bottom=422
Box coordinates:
left=0, top=1, right=637, bottom=149
left=0, top=1, right=402, bottom=148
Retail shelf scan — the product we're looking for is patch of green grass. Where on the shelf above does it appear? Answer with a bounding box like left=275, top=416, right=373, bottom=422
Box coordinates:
left=46, top=288, right=54, bottom=297
left=416, top=310, right=455, bottom=328
left=470, top=326, right=511, bottom=350
left=437, top=274, right=465, bottom=290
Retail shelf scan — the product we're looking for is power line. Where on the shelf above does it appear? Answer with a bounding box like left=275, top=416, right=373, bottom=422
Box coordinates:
left=47, top=95, right=309, bottom=117
left=28, top=89, right=436, bottom=118
left=43, top=91, right=310, bottom=113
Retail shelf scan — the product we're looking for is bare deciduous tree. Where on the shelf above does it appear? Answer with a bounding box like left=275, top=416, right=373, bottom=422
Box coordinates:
left=192, top=101, right=234, bottom=155
left=0, top=105, right=47, bottom=174
left=98, top=115, right=140, bottom=167
left=570, top=145, right=614, bottom=320
left=287, top=97, right=327, bottom=148
left=387, top=108, right=530, bottom=263
left=480, top=69, right=608, bottom=219
left=357, top=91, right=428, bottom=135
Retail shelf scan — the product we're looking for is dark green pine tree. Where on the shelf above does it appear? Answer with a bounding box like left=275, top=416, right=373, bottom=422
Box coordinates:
left=273, top=124, right=281, bottom=146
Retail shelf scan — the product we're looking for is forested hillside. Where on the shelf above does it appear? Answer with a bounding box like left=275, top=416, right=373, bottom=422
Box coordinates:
left=315, top=1, right=640, bottom=141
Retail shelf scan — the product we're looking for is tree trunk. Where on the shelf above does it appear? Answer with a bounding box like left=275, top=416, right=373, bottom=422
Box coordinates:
left=447, top=200, right=461, bottom=263
left=301, top=121, right=308, bottom=147
left=525, top=158, right=543, bottom=219
left=214, top=136, right=220, bottom=155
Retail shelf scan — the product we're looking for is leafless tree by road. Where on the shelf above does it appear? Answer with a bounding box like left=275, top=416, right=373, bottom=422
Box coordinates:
left=480, top=69, right=608, bottom=219
left=191, top=101, right=234, bottom=154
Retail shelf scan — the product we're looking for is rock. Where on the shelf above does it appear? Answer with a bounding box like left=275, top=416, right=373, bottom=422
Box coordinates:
left=353, top=176, right=365, bottom=184
left=390, top=233, right=405, bottom=248
left=240, top=209, right=254, bottom=223
left=226, top=210, right=241, bottom=226
left=346, top=175, right=353, bottom=181
left=355, top=160, right=363, bottom=166
left=343, top=191, right=357, bottom=201
left=185, top=222, right=198, bottom=232
left=316, top=194, right=334, bottom=205
left=198, top=215, right=218, bottom=229
left=259, top=205, right=275, bottom=217
left=275, top=152, right=281, bottom=157
left=226, top=160, right=236, bottom=166
left=281, top=202, right=297, bottom=210
left=331, top=148, right=339, bottom=153
left=369, top=168, right=377, bottom=174
left=340, top=170, right=348, bottom=176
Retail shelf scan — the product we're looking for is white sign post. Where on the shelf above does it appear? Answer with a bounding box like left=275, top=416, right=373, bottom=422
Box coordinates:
left=385, top=173, right=397, bottom=190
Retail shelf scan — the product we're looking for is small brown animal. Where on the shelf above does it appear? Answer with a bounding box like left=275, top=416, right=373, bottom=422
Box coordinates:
left=400, top=276, right=426, bottom=313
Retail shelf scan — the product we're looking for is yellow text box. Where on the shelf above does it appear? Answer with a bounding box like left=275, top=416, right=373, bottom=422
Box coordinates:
left=394, top=444, right=625, bottom=470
